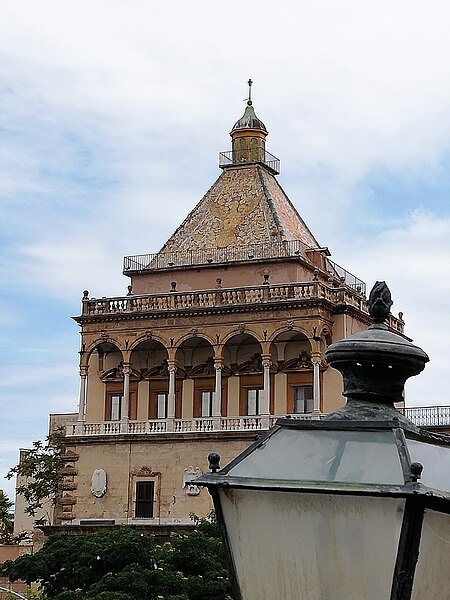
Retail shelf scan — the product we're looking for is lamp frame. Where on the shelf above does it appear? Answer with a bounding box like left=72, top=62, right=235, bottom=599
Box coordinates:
left=199, top=418, right=450, bottom=600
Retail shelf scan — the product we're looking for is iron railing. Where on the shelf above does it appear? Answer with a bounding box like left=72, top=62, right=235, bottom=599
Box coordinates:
left=218, top=149, right=280, bottom=174
left=123, top=239, right=366, bottom=294
left=402, top=405, right=450, bottom=428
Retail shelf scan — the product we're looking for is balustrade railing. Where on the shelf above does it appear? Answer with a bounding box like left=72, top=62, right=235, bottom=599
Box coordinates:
left=82, top=280, right=371, bottom=318
left=124, top=239, right=305, bottom=272
left=218, top=149, right=280, bottom=174
left=66, top=406, right=450, bottom=437
left=402, top=405, right=450, bottom=427
left=123, top=240, right=365, bottom=293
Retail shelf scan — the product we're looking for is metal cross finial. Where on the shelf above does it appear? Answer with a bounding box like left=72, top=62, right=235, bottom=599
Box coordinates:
left=247, top=78, right=253, bottom=105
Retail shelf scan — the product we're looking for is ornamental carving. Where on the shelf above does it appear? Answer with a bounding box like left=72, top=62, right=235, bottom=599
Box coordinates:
left=235, top=353, right=263, bottom=374
left=183, top=466, right=202, bottom=496
left=281, top=350, right=313, bottom=371
left=91, top=468, right=107, bottom=498
left=159, top=168, right=276, bottom=253
left=136, top=466, right=157, bottom=477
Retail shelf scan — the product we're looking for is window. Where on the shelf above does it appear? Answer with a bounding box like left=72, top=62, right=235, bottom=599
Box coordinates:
left=110, top=394, right=122, bottom=420
left=156, top=393, right=168, bottom=419
left=247, top=389, right=264, bottom=416
left=293, top=385, right=314, bottom=414
left=135, top=481, right=154, bottom=518
left=200, top=391, right=215, bottom=417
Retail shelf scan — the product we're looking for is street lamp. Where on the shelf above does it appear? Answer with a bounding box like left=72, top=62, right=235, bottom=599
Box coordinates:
left=198, top=282, right=450, bottom=600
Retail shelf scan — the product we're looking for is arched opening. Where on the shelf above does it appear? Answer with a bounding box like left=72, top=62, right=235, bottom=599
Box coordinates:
left=270, top=332, right=315, bottom=415
left=223, top=334, right=267, bottom=416
left=131, top=340, right=169, bottom=420
left=175, top=337, right=222, bottom=419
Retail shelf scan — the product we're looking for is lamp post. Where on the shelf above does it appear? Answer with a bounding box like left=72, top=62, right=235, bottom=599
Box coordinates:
left=198, top=282, right=450, bottom=600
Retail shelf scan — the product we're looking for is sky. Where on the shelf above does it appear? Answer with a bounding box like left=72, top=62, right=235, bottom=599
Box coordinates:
left=1, top=0, right=449, bottom=502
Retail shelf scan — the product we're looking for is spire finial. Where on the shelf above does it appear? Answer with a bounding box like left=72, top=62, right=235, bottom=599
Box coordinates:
left=247, top=78, right=253, bottom=105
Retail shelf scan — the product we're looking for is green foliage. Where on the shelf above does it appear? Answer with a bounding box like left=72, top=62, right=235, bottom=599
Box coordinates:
left=6, top=429, right=66, bottom=522
left=0, top=489, right=14, bottom=542
left=1, top=514, right=232, bottom=600
left=5, top=588, right=46, bottom=599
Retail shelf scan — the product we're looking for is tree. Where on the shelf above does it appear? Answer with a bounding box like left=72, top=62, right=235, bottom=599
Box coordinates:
left=1, top=514, right=232, bottom=600
left=0, top=489, right=14, bottom=542
left=6, top=429, right=66, bottom=524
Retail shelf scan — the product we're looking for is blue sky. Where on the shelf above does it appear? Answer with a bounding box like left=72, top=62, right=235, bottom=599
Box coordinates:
left=1, top=0, right=450, bottom=501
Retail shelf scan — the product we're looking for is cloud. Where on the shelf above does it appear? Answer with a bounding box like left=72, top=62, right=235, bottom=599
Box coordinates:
left=1, top=0, right=450, bottom=505
left=335, top=210, right=450, bottom=406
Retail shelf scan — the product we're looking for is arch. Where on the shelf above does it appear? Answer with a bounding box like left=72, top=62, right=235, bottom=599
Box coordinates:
left=130, top=339, right=168, bottom=374
left=221, top=326, right=262, bottom=347
left=270, top=331, right=312, bottom=366
left=129, top=332, right=168, bottom=352
left=175, top=336, right=215, bottom=372
left=84, top=338, right=123, bottom=361
left=268, top=324, right=312, bottom=343
left=174, top=331, right=216, bottom=349
left=222, top=333, right=263, bottom=367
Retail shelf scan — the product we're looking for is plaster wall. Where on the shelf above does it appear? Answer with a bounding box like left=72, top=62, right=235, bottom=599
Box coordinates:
left=137, top=380, right=149, bottom=420
left=69, top=436, right=255, bottom=524
left=274, top=372, right=288, bottom=415
left=130, top=259, right=316, bottom=295
left=227, top=377, right=240, bottom=416
left=322, top=367, right=345, bottom=413
left=182, top=379, right=194, bottom=418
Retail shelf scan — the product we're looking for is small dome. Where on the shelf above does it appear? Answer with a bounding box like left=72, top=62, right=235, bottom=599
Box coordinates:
left=231, top=102, right=267, bottom=133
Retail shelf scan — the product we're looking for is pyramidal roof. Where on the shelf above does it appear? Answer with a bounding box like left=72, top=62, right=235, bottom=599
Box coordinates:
left=158, top=164, right=319, bottom=255
left=157, top=90, right=319, bottom=258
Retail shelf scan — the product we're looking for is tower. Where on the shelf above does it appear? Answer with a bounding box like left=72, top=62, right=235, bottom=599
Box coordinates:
left=31, top=89, right=405, bottom=531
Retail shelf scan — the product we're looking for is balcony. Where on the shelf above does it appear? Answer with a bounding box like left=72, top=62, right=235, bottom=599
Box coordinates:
left=123, top=240, right=366, bottom=295
left=80, top=279, right=383, bottom=326
left=218, top=149, right=281, bottom=174
left=65, top=406, right=450, bottom=438
left=124, top=239, right=307, bottom=273
left=401, top=405, right=450, bottom=428
left=66, top=414, right=319, bottom=437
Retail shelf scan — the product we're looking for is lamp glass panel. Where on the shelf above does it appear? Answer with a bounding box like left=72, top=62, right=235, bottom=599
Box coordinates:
left=411, top=509, right=450, bottom=600
left=406, top=439, right=450, bottom=493
left=220, top=489, right=404, bottom=600
left=227, top=428, right=404, bottom=484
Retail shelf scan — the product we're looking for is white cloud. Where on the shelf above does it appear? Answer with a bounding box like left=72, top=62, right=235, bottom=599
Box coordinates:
left=1, top=0, right=449, bottom=498
left=336, top=211, right=450, bottom=406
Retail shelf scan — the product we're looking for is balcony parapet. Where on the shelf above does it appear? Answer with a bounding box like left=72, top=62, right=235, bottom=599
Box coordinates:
left=66, top=406, right=449, bottom=437
left=66, top=415, right=321, bottom=437
left=218, top=149, right=280, bottom=174
left=79, top=279, right=385, bottom=323
left=123, top=239, right=365, bottom=294
left=401, top=405, right=450, bottom=428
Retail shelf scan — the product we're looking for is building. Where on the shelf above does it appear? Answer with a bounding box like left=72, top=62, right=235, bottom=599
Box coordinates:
left=16, top=91, right=411, bottom=535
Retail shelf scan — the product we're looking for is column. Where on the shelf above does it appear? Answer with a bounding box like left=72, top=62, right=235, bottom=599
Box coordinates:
left=312, top=355, right=321, bottom=416
left=213, top=359, right=223, bottom=430
left=78, top=366, right=88, bottom=421
left=261, top=355, right=272, bottom=428
left=167, top=361, right=177, bottom=431
left=120, top=363, right=130, bottom=432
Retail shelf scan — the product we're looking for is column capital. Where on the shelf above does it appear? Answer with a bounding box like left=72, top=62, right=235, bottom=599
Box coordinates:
left=311, top=353, right=322, bottom=365
left=214, top=358, right=224, bottom=370
left=122, top=362, right=131, bottom=375
left=261, top=354, right=272, bottom=368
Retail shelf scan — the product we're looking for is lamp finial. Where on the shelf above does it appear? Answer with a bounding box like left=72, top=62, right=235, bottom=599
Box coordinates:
left=368, top=281, right=393, bottom=326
